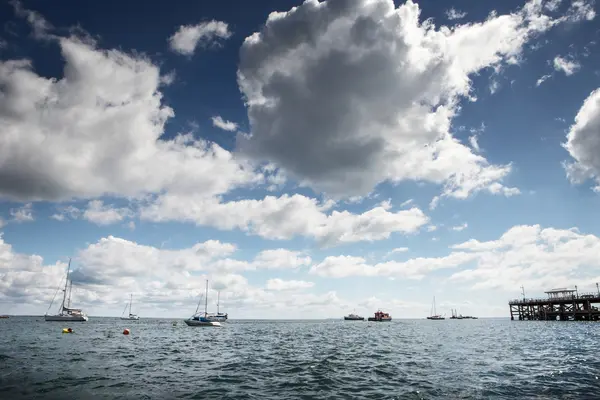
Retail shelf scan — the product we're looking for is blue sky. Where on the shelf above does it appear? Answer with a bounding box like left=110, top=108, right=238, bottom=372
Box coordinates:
left=1, top=0, right=600, bottom=318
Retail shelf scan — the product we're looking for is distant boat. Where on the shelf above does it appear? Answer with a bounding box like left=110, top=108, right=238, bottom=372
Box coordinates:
left=450, top=309, right=477, bottom=319
left=344, top=310, right=365, bottom=320
left=45, top=259, right=88, bottom=322
left=0, top=315, right=8, bottom=319
left=426, top=296, right=444, bottom=320
left=120, top=294, right=140, bottom=320
left=368, top=310, right=392, bottom=321
left=205, top=290, right=228, bottom=322
left=184, top=280, right=222, bottom=327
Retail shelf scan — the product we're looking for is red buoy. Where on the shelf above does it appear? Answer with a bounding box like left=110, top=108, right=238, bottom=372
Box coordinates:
left=123, top=328, right=130, bottom=335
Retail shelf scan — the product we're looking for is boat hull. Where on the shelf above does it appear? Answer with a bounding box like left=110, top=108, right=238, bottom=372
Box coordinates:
left=426, top=317, right=445, bottom=320
left=45, top=314, right=88, bottom=322
left=184, top=319, right=221, bottom=327
left=120, top=317, right=140, bottom=320
left=367, top=317, right=392, bottom=322
left=344, top=316, right=365, bottom=320
left=205, top=314, right=228, bottom=322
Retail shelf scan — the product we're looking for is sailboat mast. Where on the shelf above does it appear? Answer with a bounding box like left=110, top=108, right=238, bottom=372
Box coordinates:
left=434, top=296, right=437, bottom=315
left=430, top=297, right=433, bottom=316
left=67, top=280, right=73, bottom=308
left=204, top=280, right=209, bottom=316
left=60, top=258, right=71, bottom=311
left=217, top=291, right=220, bottom=314
left=129, top=294, right=133, bottom=315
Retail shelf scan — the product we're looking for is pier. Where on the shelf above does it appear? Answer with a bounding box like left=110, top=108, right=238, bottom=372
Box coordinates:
left=509, top=287, right=600, bottom=321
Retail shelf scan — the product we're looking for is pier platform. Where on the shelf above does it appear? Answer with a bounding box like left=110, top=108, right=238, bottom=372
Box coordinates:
left=509, top=288, right=600, bottom=321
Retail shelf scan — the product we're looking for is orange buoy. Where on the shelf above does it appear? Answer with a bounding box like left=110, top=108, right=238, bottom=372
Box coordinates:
left=123, top=328, right=130, bottom=335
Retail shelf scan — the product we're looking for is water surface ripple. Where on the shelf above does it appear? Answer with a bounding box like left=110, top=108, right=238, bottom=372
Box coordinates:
left=1, top=317, right=599, bottom=399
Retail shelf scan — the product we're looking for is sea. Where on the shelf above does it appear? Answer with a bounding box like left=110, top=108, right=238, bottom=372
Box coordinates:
left=1, top=317, right=599, bottom=399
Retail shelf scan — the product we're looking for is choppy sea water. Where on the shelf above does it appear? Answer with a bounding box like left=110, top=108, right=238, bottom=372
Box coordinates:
left=1, top=317, right=599, bottom=399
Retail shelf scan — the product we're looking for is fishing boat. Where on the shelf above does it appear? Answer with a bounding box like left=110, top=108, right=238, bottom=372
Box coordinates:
left=120, top=294, right=140, bottom=320
left=45, top=259, right=88, bottom=322
left=0, top=315, right=9, bottom=319
left=367, top=310, right=392, bottom=321
left=184, top=280, right=222, bottom=327
left=426, top=296, right=445, bottom=320
left=206, top=290, right=228, bottom=322
left=344, top=310, right=365, bottom=320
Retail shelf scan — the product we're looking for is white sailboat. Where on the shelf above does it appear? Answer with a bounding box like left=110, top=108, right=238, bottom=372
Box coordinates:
left=120, top=294, right=140, bottom=320
left=426, top=296, right=445, bottom=320
left=184, top=280, right=221, bottom=327
left=45, top=258, right=88, bottom=322
left=206, top=290, right=228, bottom=322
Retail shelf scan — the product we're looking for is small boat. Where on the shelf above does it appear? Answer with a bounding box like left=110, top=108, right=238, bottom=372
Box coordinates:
left=0, top=315, right=9, bottom=319
left=120, top=294, right=140, bottom=320
left=426, top=296, right=445, bottom=320
left=450, top=309, right=477, bottom=319
left=45, top=259, right=88, bottom=322
left=344, top=310, right=365, bottom=320
left=184, top=280, right=221, bottom=327
left=368, top=310, right=392, bottom=321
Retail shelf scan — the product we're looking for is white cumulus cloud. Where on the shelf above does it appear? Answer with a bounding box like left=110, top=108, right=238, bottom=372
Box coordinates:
left=168, top=20, right=231, bottom=55
left=9, top=203, right=34, bottom=222
left=0, top=36, right=259, bottom=202
left=211, top=115, right=238, bottom=131
left=553, top=55, right=580, bottom=75
left=235, top=0, right=581, bottom=202
left=310, top=224, right=600, bottom=293
left=140, top=193, right=430, bottom=246
left=449, top=225, right=600, bottom=291
left=563, top=88, right=600, bottom=191
left=82, top=200, right=133, bottom=226
left=266, top=278, right=315, bottom=291
left=446, top=8, right=467, bottom=20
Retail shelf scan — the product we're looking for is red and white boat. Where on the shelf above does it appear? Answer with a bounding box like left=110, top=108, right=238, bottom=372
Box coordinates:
left=368, top=310, right=392, bottom=321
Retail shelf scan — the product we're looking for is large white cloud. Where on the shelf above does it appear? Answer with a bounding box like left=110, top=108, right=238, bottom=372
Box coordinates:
left=0, top=35, right=258, bottom=202
left=310, top=252, right=476, bottom=279
left=140, top=194, right=429, bottom=246
left=0, top=234, right=67, bottom=306
left=0, top=234, right=349, bottom=317
left=449, top=225, right=600, bottom=291
left=3, top=226, right=599, bottom=316
left=310, top=223, right=600, bottom=294
left=563, top=88, right=600, bottom=192
left=235, top=0, right=581, bottom=200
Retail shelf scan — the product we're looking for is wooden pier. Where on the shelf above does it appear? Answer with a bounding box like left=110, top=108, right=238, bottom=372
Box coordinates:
left=509, top=288, right=600, bottom=321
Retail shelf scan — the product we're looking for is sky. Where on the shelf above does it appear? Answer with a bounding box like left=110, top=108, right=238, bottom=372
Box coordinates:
left=0, top=0, right=600, bottom=319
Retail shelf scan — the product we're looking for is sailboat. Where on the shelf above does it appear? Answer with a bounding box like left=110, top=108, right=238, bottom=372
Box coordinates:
left=426, top=296, right=445, bottom=320
left=184, top=280, right=221, bottom=327
left=45, top=258, right=88, bottom=322
left=120, top=294, right=140, bottom=320
left=206, top=290, right=228, bottom=322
